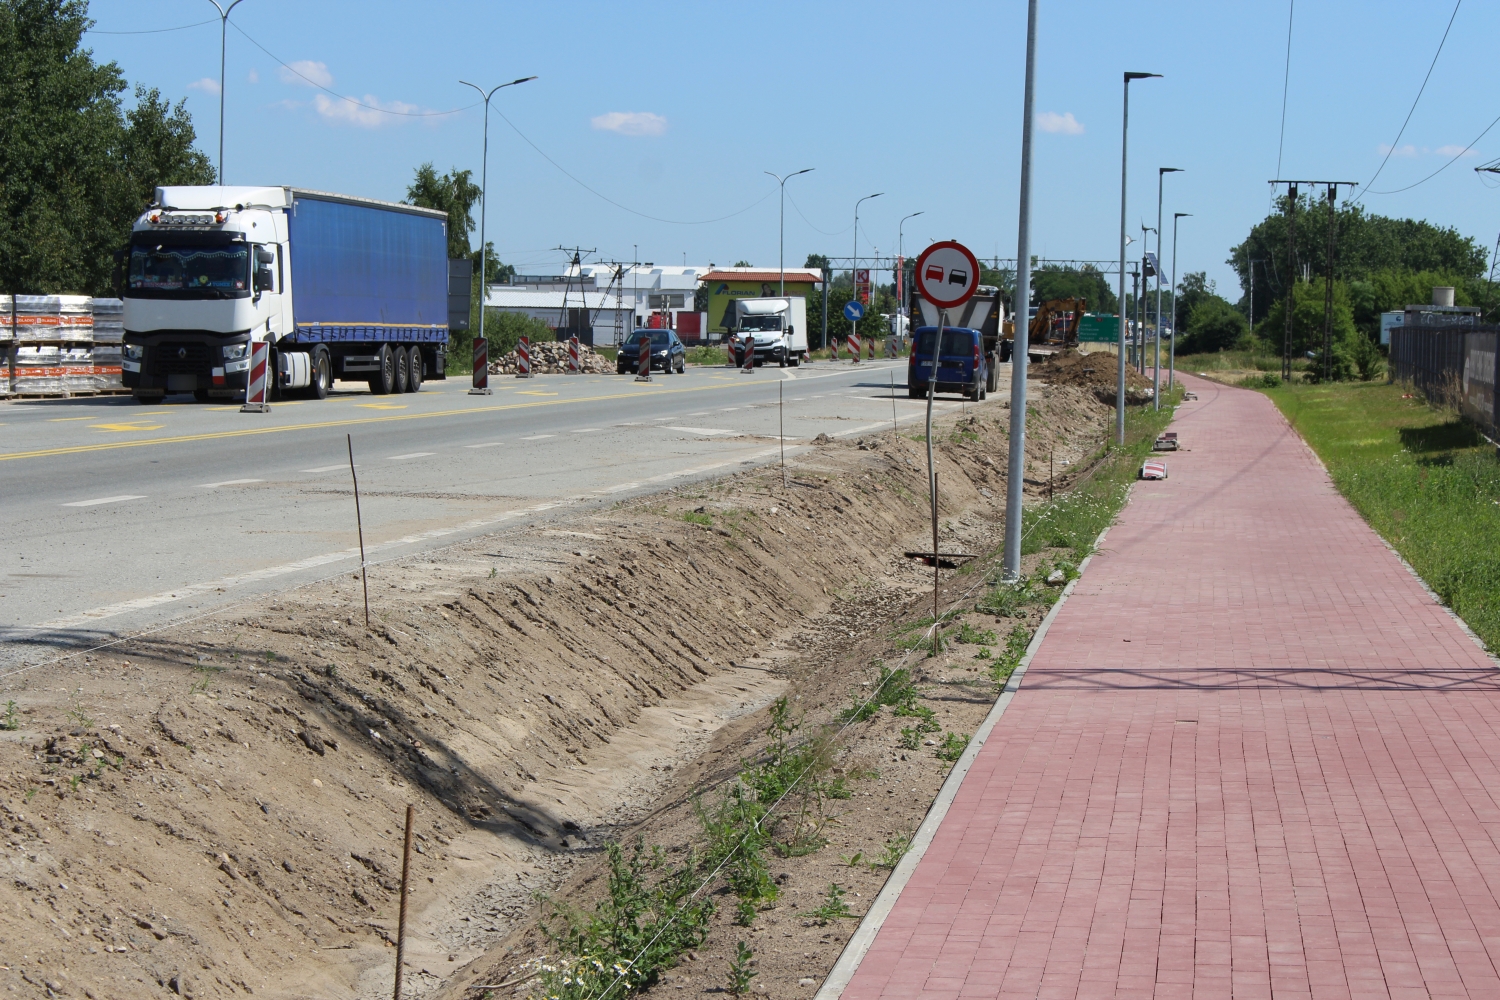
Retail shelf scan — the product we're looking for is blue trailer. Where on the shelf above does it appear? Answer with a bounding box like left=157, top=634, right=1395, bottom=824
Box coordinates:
left=122, top=185, right=451, bottom=401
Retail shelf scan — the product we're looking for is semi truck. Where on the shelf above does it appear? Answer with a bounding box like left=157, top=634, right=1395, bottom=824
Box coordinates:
left=722, top=296, right=808, bottom=366
left=120, top=185, right=450, bottom=403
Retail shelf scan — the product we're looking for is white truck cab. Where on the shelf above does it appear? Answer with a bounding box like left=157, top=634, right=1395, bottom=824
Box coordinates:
left=725, top=296, right=808, bottom=367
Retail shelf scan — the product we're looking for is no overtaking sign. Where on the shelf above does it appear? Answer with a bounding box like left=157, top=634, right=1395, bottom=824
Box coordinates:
left=914, top=240, right=981, bottom=310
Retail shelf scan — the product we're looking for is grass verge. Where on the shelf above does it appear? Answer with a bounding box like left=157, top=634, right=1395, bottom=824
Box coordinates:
left=1264, top=379, right=1500, bottom=650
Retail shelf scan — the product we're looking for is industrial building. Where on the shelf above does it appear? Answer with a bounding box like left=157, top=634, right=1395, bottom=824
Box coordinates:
left=484, top=263, right=710, bottom=345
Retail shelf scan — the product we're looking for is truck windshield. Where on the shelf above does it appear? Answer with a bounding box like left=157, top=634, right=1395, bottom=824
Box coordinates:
left=127, top=243, right=250, bottom=298
left=739, top=315, right=784, bottom=332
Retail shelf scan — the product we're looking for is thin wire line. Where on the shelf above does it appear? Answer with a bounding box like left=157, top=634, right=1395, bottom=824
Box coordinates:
left=1364, top=107, right=1500, bottom=195
left=229, top=21, right=476, bottom=117
left=85, top=17, right=218, bottom=34
left=1274, top=0, right=1295, bottom=183
left=785, top=190, right=855, bottom=236
left=489, top=106, right=776, bottom=226
left=1354, top=0, right=1463, bottom=205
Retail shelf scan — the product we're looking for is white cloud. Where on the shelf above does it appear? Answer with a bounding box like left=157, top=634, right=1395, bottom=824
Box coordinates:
left=279, top=60, right=333, bottom=88
left=1037, top=111, right=1084, bottom=135
left=590, top=111, right=668, bottom=136
left=247, top=68, right=259, bottom=84
left=1435, top=144, right=1478, bottom=158
left=187, top=77, right=220, bottom=95
left=313, top=92, right=420, bottom=128
left=1379, top=143, right=1420, bottom=157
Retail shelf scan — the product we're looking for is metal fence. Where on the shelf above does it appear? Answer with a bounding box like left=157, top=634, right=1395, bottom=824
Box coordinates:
left=1389, top=324, right=1500, bottom=438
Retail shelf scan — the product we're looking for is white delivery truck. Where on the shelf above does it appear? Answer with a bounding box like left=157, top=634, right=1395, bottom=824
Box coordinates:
left=723, top=296, right=808, bottom=367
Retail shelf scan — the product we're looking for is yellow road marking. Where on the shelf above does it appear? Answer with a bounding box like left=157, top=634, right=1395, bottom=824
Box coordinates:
left=90, top=422, right=165, bottom=432
left=48, top=416, right=97, bottom=422
left=515, top=391, right=558, bottom=397
left=0, top=383, right=734, bottom=463
left=357, top=403, right=408, bottom=410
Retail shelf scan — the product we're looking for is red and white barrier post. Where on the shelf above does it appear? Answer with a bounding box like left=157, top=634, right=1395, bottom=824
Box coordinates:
left=635, top=334, right=652, bottom=381
left=516, top=336, right=532, bottom=378
left=568, top=336, right=580, bottom=373
left=848, top=331, right=862, bottom=364
left=740, top=334, right=754, bottom=373
left=725, top=336, right=738, bottom=367
left=469, top=336, right=490, bottom=395
left=240, top=340, right=270, bottom=413
left=831, top=338, right=841, bottom=361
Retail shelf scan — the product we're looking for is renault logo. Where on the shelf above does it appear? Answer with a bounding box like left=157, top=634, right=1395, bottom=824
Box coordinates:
left=178, top=347, right=187, bottom=359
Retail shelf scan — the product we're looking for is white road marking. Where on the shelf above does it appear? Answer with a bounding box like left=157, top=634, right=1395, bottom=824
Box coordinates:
left=387, top=452, right=435, bottom=460
left=197, top=478, right=262, bottom=488
left=664, top=426, right=741, bottom=437
left=462, top=442, right=503, bottom=449
left=571, top=428, right=600, bottom=433
left=61, top=495, right=146, bottom=508
left=301, top=464, right=352, bottom=473
left=520, top=434, right=555, bottom=441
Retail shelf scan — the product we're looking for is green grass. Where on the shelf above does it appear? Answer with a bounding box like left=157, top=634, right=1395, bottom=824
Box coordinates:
left=1175, top=349, right=1298, bottom=374
left=1265, top=380, right=1500, bottom=650
left=686, top=345, right=728, bottom=366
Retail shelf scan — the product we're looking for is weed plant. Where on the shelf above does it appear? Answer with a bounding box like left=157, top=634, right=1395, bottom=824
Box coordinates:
left=682, top=511, right=713, bottom=527
left=988, top=626, right=1033, bottom=687
left=725, top=942, right=757, bottom=997
left=898, top=718, right=941, bottom=749
left=871, top=831, right=913, bottom=870
left=957, top=623, right=998, bottom=646
left=1, top=701, right=18, bottom=731
left=537, top=838, right=713, bottom=1000
left=809, top=884, right=854, bottom=925
left=935, top=732, right=970, bottom=761
left=841, top=662, right=918, bottom=722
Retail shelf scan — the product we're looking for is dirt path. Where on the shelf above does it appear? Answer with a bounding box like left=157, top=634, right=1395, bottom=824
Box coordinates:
left=0, top=382, right=1110, bottom=1000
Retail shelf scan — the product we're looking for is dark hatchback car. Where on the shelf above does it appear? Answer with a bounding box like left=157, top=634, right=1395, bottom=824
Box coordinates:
left=616, top=329, right=687, bottom=374
left=908, top=326, right=988, bottom=400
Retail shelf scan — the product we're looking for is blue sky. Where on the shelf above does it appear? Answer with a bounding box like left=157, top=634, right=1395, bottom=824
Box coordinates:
left=87, top=1, right=1500, bottom=300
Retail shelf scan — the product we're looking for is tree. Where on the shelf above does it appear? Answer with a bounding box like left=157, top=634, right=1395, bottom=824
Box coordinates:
left=1179, top=297, right=1248, bottom=355
left=1253, top=279, right=1358, bottom=366
left=0, top=0, right=214, bottom=294
left=405, top=163, right=481, bottom=262
left=733, top=260, right=752, bottom=268
left=1227, top=195, right=1487, bottom=312
left=1030, top=265, right=1117, bottom=314
left=804, top=253, right=829, bottom=272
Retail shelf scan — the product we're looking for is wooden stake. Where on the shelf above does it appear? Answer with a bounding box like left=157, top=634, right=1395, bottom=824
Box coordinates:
left=394, top=804, right=415, bottom=1000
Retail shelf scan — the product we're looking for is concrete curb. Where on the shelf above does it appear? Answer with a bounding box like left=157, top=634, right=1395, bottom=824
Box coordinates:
left=813, top=521, right=1117, bottom=1000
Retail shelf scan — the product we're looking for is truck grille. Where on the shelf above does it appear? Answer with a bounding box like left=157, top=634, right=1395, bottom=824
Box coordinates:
left=150, top=343, right=210, bottom=375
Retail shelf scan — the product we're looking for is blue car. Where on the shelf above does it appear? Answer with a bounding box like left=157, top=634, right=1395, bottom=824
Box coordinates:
left=616, top=329, right=686, bottom=374
left=908, top=326, right=988, bottom=400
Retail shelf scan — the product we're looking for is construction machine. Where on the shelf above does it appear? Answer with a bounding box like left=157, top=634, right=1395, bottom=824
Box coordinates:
left=1027, top=298, right=1086, bottom=348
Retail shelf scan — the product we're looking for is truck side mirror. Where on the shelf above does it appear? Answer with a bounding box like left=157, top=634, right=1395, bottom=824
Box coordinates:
left=255, top=249, right=275, bottom=265
left=254, top=267, right=274, bottom=292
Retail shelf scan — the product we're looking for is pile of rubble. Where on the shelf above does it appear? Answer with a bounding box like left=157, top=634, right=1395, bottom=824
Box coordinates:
left=1030, top=348, right=1155, bottom=404
left=489, top=340, right=615, bottom=375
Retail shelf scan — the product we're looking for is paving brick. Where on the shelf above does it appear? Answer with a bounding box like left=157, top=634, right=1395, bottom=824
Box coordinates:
left=839, top=377, right=1500, bottom=999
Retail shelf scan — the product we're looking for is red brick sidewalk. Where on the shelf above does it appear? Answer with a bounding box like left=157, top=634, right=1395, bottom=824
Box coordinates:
left=840, top=375, right=1500, bottom=999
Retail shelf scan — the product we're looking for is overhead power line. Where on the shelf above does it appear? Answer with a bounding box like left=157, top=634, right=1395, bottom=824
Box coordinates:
left=1355, top=0, right=1463, bottom=204
left=1365, top=106, right=1500, bottom=195
left=784, top=190, right=854, bottom=237
left=85, top=17, right=218, bottom=34
left=1274, top=0, right=1295, bottom=183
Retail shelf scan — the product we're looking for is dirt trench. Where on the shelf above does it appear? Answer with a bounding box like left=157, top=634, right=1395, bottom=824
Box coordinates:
left=0, top=382, right=1111, bottom=1000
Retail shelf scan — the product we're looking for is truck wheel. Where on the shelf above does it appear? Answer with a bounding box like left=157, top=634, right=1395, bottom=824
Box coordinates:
left=134, top=391, right=164, bottom=404
left=986, top=361, right=998, bottom=393
left=393, top=348, right=410, bottom=393
left=407, top=346, right=423, bottom=392
left=310, top=349, right=331, bottom=399
left=908, top=386, right=924, bottom=399
left=370, top=345, right=396, bottom=394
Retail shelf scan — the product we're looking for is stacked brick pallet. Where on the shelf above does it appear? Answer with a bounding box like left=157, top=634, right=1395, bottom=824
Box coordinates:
left=1, top=295, right=125, bottom=396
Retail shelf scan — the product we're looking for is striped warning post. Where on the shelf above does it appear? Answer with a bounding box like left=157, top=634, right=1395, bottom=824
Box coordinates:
left=469, top=336, right=490, bottom=394
left=516, top=336, right=532, bottom=378
left=1140, top=459, right=1168, bottom=480
left=635, top=334, right=652, bottom=381
left=240, top=341, right=270, bottom=412
left=741, top=334, right=754, bottom=373
left=725, top=337, right=738, bottom=366
left=568, top=336, right=580, bottom=373
left=848, top=331, right=862, bottom=363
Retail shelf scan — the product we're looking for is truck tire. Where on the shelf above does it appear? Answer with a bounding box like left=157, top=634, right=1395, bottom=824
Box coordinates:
left=369, top=345, right=396, bottom=395
left=310, top=349, right=331, bottom=399
left=393, top=347, right=410, bottom=394
left=407, top=346, right=423, bottom=392
left=134, top=391, right=164, bottom=404
left=986, top=360, right=998, bottom=393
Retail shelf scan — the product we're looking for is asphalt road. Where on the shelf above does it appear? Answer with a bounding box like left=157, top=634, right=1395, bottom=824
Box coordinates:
left=0, top=359, right=1003, bottom=672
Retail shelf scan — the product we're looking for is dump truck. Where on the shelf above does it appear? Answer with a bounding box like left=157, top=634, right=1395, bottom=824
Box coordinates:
left=120, top=185, right=451, bottom=402
left=911, top=284, right=1005, bottom=393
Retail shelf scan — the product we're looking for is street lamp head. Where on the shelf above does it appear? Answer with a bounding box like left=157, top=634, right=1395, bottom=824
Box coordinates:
left=1175, top=212, right=1192, bottom=219
left=1160, top=167, right=1183, bottom=175
left=510, top=76, right=538, bottom=86
left=1124, top=72, right=1162, bottom=81
left=793, top=168, right=814, bottom=178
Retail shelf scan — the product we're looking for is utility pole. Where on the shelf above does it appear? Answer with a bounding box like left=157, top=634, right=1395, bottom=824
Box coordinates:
left=1140, top=223, right=1155, bottom=375
left=1321, top=184, right=1340, bottom=382
left=1117, top=72, right=1161, bottom=445
left=206, top=0, right=246, bottom=183
left=1170, top=212, right=1190, bottom=390
left=765, top=169, right=813, bottom=296
left=1269, top=179, right=1355, bottom=380
left=1002, top=0, right=1039, bottom=583
left=853, top=192, right=883, bottom=351
left=1154, top=168, right=1181, bottom=409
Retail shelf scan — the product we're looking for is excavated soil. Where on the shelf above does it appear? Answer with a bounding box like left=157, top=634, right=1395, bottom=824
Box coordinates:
left=0, top=383, right=1115, bottom=1000
left=1030, top=348, right=1154, bottom=404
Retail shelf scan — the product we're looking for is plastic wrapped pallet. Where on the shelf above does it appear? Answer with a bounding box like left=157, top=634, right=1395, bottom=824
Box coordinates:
left=61, top=347, right=94, bottom=393
left=0, top=294, right=11, bottom=343
left=90, top=297, right=123, bottom=345
left=13, top=345, right=64, bottom=394
left=14, top=294, right=92, bottom=343
left=91, top=344, right=123, bottom=390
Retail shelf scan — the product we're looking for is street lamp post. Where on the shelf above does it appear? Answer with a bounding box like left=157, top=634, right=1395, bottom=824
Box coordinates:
left=1116, top=71, right=1161, bottom=445
left=898, top=211, right=924, bottom=344
left=1169, top=212, right=1191, bottom=390
left=764, top=169, right=813, bottom=296
left=1141, top=223, right=1155, bottom=376
left=1154, top=167, right=1182, bottom=410
left=206, top=0, right=246, bottom=183
left=852, top=192, right=883, bottom=349
left=459, top=76, right=537, bottom=364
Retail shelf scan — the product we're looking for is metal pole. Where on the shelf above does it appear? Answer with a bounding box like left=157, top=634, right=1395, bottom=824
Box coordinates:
left=207, top=0, right=245, bottom=184
left=461, top=77, right=537, bottom=367
left=926, top=309, right=944, bottom=655
left=1282, top=184, right=1297, bottom=382
left=393, top=803, right=415, bottom=1000
left=1002, top=0, right=1038, bottom=584
left=764, top=169, right=813, bottom=298
left=853, top=193, right=883, bottom=355
left=348, top=434, right=369, bottom=629
left=1154, top=168, right=1181, bottom=410
left=899, top=212, right=924, bottom=351
left=1322, top=183, right=1338, bottom=382
left=1170, top=213, right=1190, bottom=390
left=1117, top=72, right=1160, bottom=444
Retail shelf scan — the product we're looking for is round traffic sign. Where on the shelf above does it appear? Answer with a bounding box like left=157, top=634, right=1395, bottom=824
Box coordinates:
left=914, top=240, right=981, bottom=310
left=843, top=299, right=866, bottom=322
